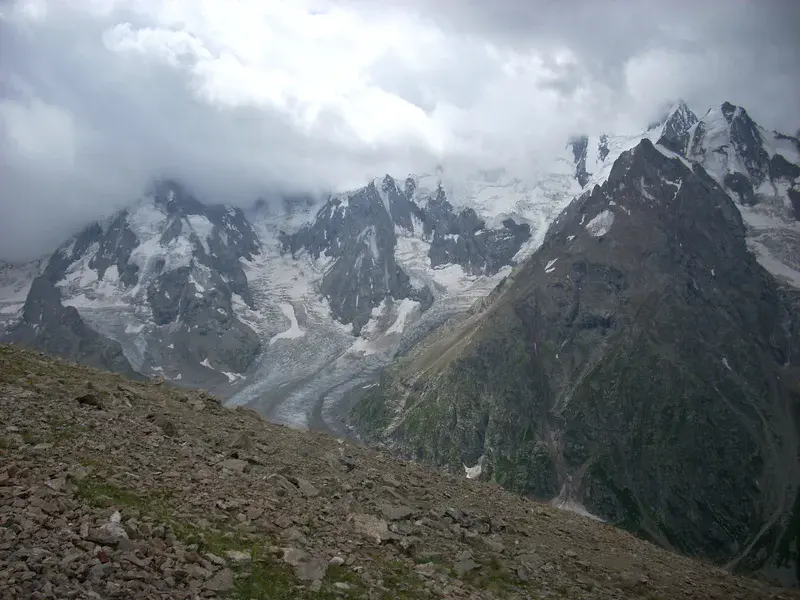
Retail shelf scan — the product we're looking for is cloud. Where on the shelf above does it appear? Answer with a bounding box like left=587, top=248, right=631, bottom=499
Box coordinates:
left=1, top=0, right=798, bottom=259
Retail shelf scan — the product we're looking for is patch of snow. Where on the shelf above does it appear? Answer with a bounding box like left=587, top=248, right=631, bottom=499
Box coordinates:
left=464, top=458, right=484, bottom=479
left=200, top=358, right=213, bottom=368
left=585, top=210, right=614, bottom=237
left=722, top=357, right=732, bottom=371
left=358, top=226, right=379, bottom=258
left=270, top=303, right=305, bottom=344
left=222, top=371, right=245, bottom=383
left=663, top=178, right=683, bottom=200
left=186, top=214, right=214, bottom=255
left=544, top=258, right=558, bottom=273
left=188, top=273, right=206, bottom=293
left=746, top=237, right=800, bottom=288
left=346, top=335, right=379, bottom=356
left=550, top=484, right=604, bottom=522
left=103, top=265, right=119, bottom=283
left=386, top=298, right=419, bottom=335
left=124, top=323, right=145, bottom=334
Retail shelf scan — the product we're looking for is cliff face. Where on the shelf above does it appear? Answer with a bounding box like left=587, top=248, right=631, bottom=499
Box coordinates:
left=353, top=139, right=800, bottom=584
left=4, top=276, right=137, bottom=377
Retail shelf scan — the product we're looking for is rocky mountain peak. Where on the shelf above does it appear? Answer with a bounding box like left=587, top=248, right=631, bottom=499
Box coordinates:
left=355, top=134, right=800, bottom=585
left=682, top=102, right=800, bottom=286
left=2, top=180, right=264, bottom=385
left=658, top=100, right=699, bottom=153
left=150, top=179, right=206, bottom=216
left=281, top=172, right=534, bottom=333
left=6, top=277, right=137, bottom=376
left=570, top=102, right=699, bottom=189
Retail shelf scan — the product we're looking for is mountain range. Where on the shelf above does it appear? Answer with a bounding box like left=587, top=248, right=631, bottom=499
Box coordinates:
left=2, top=100, right=799, bottom=585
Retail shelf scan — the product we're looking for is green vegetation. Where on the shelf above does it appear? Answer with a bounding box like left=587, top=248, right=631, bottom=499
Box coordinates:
left=71, top=477, right=429, bottom=599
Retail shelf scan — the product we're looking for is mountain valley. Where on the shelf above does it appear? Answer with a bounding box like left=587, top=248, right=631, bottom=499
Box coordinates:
left=2, top=100, right=800, bottom=587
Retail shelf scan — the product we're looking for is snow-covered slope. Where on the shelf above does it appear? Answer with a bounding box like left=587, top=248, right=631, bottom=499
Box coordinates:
left=11, top=181, right=263, bottom=389
left=681, top=103, right=800, bottom=287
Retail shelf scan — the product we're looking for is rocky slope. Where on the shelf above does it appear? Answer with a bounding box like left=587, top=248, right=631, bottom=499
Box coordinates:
left=352, top=136, right=800, bottom=585
left=1, top=345, right=797, bottom=600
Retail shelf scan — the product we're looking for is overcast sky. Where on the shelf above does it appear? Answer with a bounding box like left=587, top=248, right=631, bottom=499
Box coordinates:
left=1, top=0, right=799, bottom=260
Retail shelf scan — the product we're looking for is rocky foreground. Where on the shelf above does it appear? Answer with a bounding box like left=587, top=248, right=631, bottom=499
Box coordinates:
left=0, top=346, right=797, bottom=600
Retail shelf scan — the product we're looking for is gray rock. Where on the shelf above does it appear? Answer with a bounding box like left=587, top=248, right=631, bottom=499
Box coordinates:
left=454, top=558, right=480, bottom=577
left=293, top=477, right=319, bottom=498
left=204, top=568, right=234, bottom=592
left=381, top=504, right=416, bottom=521
left=267, top=473, right=297, bottom=496
left=294, top=557, right=327, bottom=582
left=219, top=458, right=249, bottom=473
left=282, top=548, right=327, bottom=582
left=350, top=514, right=392, bottom=544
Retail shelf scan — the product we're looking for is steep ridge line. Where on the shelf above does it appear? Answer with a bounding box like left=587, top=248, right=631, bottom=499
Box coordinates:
left=352, top=137, right=800, bottom=586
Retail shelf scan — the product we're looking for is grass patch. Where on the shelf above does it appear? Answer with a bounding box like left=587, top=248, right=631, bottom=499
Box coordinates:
left=377, top=559, right=427, bottom=600
left=457, top=555, right=525, bottom=598
left=74, top=477, right=173, bottom=513
left=413, top=553, right=444, bottom=565
left=48, top=417, right=92, bottom=443
left=71, top=477, right=425, bottom=599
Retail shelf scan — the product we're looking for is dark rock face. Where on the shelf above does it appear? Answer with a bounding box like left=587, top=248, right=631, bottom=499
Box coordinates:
left=429, top=217, right=530, bottom=276
left=149, top=180, right=260, bottom=308
left=4, top=277, right=136, bottom=376
left=283, top=178, right=429, bottom=334
left=723, top=173, right=756, bottom=206
left=353, top=140, right=800, bottom=583
left=570, top=136, right=590, bottom=187
left=44, top=218, right=139, bottom=288
left=129, top=182, right=262, bottom=375
left=789, top=188, right=800, bottom=220
left=770, top=153, right=800, bottom=181
left=598, top=135, right=609, bottom=162
left=724, top=106, right=771, bottom=182
left=657, top=101, right=699, bottom=154
left=424, top=187, right=531, bottom=276
left=684, top=104, right=800, bottom=280
left=282, top=175, right=529, bottom=332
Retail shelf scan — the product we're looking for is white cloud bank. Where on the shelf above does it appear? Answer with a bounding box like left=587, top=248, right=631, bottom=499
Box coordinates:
left=1, top=0, right=798, bottom=259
